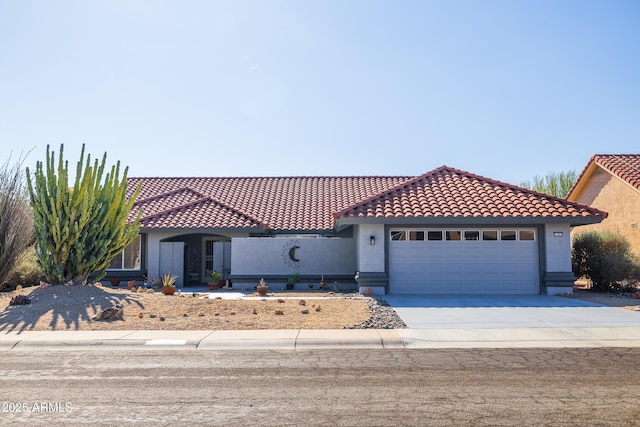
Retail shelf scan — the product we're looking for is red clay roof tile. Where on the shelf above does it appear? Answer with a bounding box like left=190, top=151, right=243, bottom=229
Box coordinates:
left=569, top=154, right=640, bottom=196
left=334, top=166, right=606, bottom=223
left=128, top=175, right=411, bottom=231
left=127, top=167, right=605, bottom=231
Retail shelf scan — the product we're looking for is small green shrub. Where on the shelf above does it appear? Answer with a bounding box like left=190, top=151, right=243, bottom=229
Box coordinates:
left=572, top=231, right=640, bottom=292
left=0, top=247, right=43, bottom=292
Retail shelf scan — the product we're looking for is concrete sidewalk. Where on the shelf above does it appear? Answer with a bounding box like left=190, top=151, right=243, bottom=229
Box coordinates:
left=2, top=326, right=640, bottom=349
left=0, top=329, right=403, bottom=350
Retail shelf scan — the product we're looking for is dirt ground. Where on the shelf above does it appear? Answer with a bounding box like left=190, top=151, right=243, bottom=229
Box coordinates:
left=0, top=283, right=372, bottom=332
left=563, top=288, right=640, bottom=310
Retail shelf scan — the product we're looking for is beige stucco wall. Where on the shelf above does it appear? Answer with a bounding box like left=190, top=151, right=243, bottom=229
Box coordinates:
left=571, top=167, right=640, bottom=254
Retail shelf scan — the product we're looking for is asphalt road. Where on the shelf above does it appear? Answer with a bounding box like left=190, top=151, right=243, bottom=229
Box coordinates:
left=1, top=347, right=639, bottom=426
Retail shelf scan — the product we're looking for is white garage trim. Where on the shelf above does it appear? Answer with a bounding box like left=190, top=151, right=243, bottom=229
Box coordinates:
left=388, top=228, right=540, bottom=295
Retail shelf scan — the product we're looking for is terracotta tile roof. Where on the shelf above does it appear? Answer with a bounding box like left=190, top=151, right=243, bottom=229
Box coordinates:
left=127, top=176, right=412, bottom=231
left=127, top=167, right=605, bottom=232
left=568, top=154, right=640, bottom=198
left=334, top=166, right=607, bottom=223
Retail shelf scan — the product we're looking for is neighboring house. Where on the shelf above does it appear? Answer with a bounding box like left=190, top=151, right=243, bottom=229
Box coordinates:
left=107, top=166, right=605, bottom=296
left=567, top=154, right=640, bottom=254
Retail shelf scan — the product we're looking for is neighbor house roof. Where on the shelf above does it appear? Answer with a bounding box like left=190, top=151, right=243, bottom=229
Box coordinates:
left=333, top=166, right=607, bottom=226
left=567, top=154, right=640, bottom=200
left=127, top=166, right=606, bottom=232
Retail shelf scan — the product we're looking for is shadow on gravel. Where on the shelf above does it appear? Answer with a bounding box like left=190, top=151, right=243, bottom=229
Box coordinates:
left=0, top=284, right=144, bottom=332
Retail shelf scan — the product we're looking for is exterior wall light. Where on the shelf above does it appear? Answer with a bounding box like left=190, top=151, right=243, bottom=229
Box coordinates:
left=370, top=235, right=376, bottom=246
left=553, top=231, right=563, bottom=237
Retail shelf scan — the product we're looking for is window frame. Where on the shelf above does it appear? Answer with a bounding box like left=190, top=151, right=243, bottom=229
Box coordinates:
left=390, top=228, right=536, bottom=243
left=107, top=234, right=142, bottom=271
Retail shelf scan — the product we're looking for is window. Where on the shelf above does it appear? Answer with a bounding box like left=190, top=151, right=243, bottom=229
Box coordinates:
left=391, top=231, right=406, bottom=241
left=427, top=230, right=443, bottom=241
left=464, top=230, right=480, bottom=241
left=108, top=235, right=141, bottom=270
left=409, top=231, right=425, bottom=241
left=446, top=230, right=461, bottom=241
left=500, top=230, right=517, bottom=241
left=482, top=230, right=498, bottom=241
left=519, top=230, right=535, bottom=241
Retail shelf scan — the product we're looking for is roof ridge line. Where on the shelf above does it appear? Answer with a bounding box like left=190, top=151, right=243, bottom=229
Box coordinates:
left=201, top=195, right=271, bottom=230
left=333, top=165, right=607, bottom=221
left=333, top=165, right=479, bottom=218
left=133, top=186, right=208, bottom=204
left=138, top=196, right=270, bottom=229
left=331, top=173, right=423, bottom=220
left=128, top=175, right=412, bottom=180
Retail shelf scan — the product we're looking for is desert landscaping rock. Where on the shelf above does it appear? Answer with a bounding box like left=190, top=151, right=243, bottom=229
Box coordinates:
left=92, top=304, right=123, bottom=321
left=346, top=297, right=408, bottom=329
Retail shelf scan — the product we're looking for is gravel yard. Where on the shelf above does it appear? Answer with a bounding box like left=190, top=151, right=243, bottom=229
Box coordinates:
left=0, top=283, right=404, bottom=332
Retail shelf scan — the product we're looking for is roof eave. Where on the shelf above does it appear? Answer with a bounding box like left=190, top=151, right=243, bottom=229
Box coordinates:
left=138, top=226, right=268, bottom=234
left=335, top=215, right=607, bottom=227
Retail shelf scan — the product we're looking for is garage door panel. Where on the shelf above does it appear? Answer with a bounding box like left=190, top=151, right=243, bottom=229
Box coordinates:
left=463, top=262, right=482, bottom=274
left=500, top=263, right=519, bottom=274
left=389, top=229, right=539, bottom=295
left=518, top=263, right=538, bottom=274
left=445, top=262, right=465, bottom=275
left=462, top=247, right=483, bottom=259
left=481, top=262, right=501, bottom=274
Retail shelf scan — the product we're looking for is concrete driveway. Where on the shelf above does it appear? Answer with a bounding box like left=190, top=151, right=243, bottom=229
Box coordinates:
left=384, top=295, right=640, bottom=348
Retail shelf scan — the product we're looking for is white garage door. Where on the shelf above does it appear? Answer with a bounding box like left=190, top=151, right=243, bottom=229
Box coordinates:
left=388, top=228, right=540, bottom=295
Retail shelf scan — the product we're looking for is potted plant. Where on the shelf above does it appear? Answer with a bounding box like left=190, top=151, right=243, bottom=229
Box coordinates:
left=208, top=271, right=225, bottom=290
left=257, top=278, right=268, bottom=296
left=161, top=273, right=178, bottom=295
left=286, top=273, right=300, bottom=291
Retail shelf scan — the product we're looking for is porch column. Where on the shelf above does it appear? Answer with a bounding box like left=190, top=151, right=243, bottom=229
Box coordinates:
left=543, top=224, right=576, bottom=295
left=355, top=224, right=387, bottom=295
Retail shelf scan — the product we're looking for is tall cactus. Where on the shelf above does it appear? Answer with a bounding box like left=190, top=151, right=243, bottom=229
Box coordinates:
left=26, top=144, right=141, bottom=284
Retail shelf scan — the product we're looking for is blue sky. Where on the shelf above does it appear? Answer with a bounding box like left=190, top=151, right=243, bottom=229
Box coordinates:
left=1, top=0, right=638, bottom=185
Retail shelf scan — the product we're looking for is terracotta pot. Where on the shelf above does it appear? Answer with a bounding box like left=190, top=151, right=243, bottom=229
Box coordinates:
left=127, top=280, right=137, bottom=290
left=208, top=280, right=225, bottom=290
left=257, top=285, right=268, bottom=296
left=162, top=286, right=176, bottom=295
left=109, top=278, right=121, bottom=287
